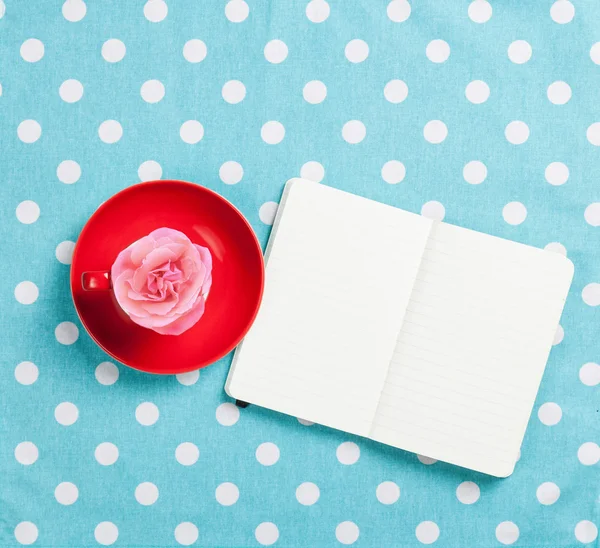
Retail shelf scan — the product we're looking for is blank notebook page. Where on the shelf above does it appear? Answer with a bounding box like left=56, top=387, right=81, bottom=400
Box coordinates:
left=226, top=179, right=433, bottom=436
left=370, top=221, right=574, bottom=477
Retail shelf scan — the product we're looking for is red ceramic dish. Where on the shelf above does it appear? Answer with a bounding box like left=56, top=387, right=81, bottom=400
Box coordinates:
left=71, top=180, right=265, bottom=374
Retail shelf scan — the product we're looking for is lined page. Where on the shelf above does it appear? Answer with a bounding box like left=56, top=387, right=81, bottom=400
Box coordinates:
left=370, top=222, right=574, bottom=476
left=226, top=179, right=433, bottom=436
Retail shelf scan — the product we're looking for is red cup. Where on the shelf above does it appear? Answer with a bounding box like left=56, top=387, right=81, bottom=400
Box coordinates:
left=71, top=180, right=265, bottom=374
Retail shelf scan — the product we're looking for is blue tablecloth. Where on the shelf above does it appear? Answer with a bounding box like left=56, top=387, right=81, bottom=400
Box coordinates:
left=2, top=1, right=599, bottom=546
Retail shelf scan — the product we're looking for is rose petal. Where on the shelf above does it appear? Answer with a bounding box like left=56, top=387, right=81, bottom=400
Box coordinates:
left=129, top=235, right=156, bottom=265
left=131, top=248, right=178, bottom=291
left=150, top=227, right=190, bottom=243
left=152, top=295, right=206, bottom=335
left=113, top=270, right=149, bottom=318
left=140, top=282, right=179, bottom=315
left=194, top=244, right=212, bottom=272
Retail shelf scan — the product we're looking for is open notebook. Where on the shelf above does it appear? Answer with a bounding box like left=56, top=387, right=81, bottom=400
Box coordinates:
left=225, top=179, right=574, bottom=477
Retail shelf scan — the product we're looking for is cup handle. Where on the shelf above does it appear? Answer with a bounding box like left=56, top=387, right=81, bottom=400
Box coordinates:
left=82, top=271, right=112, bottom=291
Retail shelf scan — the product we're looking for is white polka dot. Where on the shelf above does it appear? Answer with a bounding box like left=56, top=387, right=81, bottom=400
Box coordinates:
left=222, top=80, right=246, bottom=104
left=180, top=120, right=204, bottom=144
left=255, top=522, right=279, bottom=546
left=175, top=522, right=198, bottom=546
left=183, top=39, right=207, bottom=63
left=381, top=160, right=406, bottom=184
left=176, top=370, right=199, bottom=385
left=59, top=79, right=84, bottom=103
left=577, top=442, right=600, bottom=465
left=55, top=482, right=79, bottom=505
left=264, top=40, right=288, bottom=64
left=465, top=80, right=490, bottom=104
left=336, top=521, right=359, bottom=545
left=256, top=442, right=280, bottom=466
left=20, top=39, right=44, bottom=62
left=591, top=43, right=600, bottom=65
left=496, top=522, right=519, bottom=545
left=57, top=160, right=81, bottom=184
left=136, top=402, right=159, bottom=426
left=16, top=200, right=40, bottom=224
left=387, top=0, right=411, bottom=22
left=55, top=402, right=79, bottom=426
left=62, top=0, right=86, bottom=21
left=345, top=39, right=369, bottom=63
left=15, top=361, right=38, bottom=385
left=505, top=121, right=529, bottom=144
left=144, top=0, right=167, bottom=22
left=547, top=81, right=571, bottom=105
left=538, top=402, right=562, bottom=426
left=336, top=441, right=360, bottom=465
left=584, top=203, right=600, bottom=226
left=545, top=162, right=569, bottom=186
left=384, top=80, right=408, bottom=103
left=575, top=521, right=598, bottom=544
left=502, top=202, right=527, bottom=225
left=417, top=454, right=437, bottom=465
left=219, top=161, right=244, bottom=185
left=95, top=362, right=119, bottom=385
left=463, top=161, right=487, bottom=185
left=587, top=123, right=600, bottom=146
left=261, top=121, right=285, bottom=144
left=101, top=39, right=126, bottom=63
left=176, top=442, right=199, bottom=465
left=421, top=201, right=445, bottom=221
left=14, top=522, right=38, bottom=545
left=296, top=482, right=320, bottom=505
left=415, top=521, right=440, bottom=544
left=17, top=120, right=41, bottom=143
left=508, top=40, right=532, bottom=64
left=14, top=281, right=38, bottom=305
left=426, top=40, right=450, bottom=63
left=456, top=481, right=480, bottom=504
left=342, top=120, right=366, bottom=144
left=582, top=283, right=600, bottom=306
left=579, top=362, right=600, bottom=386
left=423, top=120, right=447, bottom=144
left=376, top=481, right=400, bottom=505
left=95, top=522, right=118, bottom=546
left=303, top=80, right=327, bottom=104
left=140, top=80, right=165, bottom=103
left=137, top=160, right=162, bottom=182
left=300, top=161, right=325, bottom=183
left=553, top=324, right=564, bottom=345
left=550, top=0, right=574, bottom=24
left=0, top=0, right=5, bottom=19
left=216, top=402, right=240, bottom=426
left=225, top=0, right=249, bottom=22
left=95, top=442, right=119, bottom=465
left=135, top=482, right=159, bottom=505
left=98, top=120, right=123, bottom=144
left=55, top=321, right=79, bottom=345
left=215, top=482, right=239, bottom=506
left=98, top=120, right=123, bottom=145
left=259, top=201, right=279, bottom=225
left=297, top=418, right=314, bottom=426
left=544, top=242, right=567, bottom=256
left=15, top=442, right=38, bottom=465
left=536, top=482, right=560, bottom=505
left=306, top=0, right=330, bottom=23
left=468, top=0, right=492, bottom=23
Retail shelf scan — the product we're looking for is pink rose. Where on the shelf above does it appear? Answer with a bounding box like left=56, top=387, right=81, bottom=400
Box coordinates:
left=111, top=227, right=212, bottom=335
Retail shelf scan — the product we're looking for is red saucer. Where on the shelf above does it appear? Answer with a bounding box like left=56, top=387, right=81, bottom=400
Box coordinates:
left=71, top=180, right=264, bottom=374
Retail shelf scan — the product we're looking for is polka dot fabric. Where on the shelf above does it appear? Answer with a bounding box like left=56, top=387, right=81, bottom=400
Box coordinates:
left=2, top=1, right=598, bottom=546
